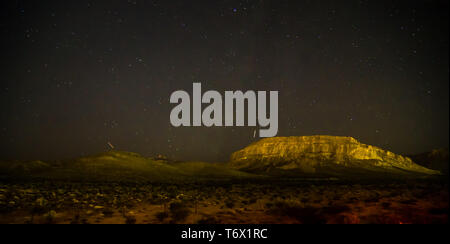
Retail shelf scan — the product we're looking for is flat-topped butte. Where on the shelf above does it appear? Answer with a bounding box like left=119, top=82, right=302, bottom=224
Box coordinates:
left=230, top=135, right=440, bottom=176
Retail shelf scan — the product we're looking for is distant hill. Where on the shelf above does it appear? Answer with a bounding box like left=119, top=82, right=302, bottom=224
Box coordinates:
left=408, top=149, right=449, bottom=175
left=0, top=138, right=444, bottom=182
left=229, top=136, right=441, bottom=179
left=0, top=151, right=256, bottom=182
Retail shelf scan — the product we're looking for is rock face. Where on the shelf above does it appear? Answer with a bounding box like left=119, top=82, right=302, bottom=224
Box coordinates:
left=230, top=136, right=440, bottom=177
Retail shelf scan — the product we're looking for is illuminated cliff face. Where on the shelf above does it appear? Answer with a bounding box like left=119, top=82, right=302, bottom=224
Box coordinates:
left=230, top=136, right=440, bottom=176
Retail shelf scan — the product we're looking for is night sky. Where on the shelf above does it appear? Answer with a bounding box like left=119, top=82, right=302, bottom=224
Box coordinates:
left=0, top=0, right=448, bottom=162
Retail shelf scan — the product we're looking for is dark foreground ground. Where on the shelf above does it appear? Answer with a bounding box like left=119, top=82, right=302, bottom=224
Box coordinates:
left=0, top=179, right=448, bottom=224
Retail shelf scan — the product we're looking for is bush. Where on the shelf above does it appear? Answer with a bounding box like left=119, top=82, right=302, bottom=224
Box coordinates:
left=155, top=211, right=169, bottom=222
left=44, top=210, right=57, bottom=224
left=125, top=215, right=136, bottom=224
left=197, top=216, right=220, bottom=224
left=169, top=201, right=191, bottom=222
left=70, top=214, right=80, bottom=224
left=224, top=200, right=235, bottom=209
left=102, top=208, right=114, bottom=218
left=267, top=200, right=326, bottom=224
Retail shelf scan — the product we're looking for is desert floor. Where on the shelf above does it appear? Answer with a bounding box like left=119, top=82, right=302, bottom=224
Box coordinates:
left=0, top=179, right=448, bottom=224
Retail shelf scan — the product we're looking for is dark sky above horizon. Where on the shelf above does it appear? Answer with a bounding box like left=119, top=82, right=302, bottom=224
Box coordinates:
left=0, top=0, right=448, bottom=162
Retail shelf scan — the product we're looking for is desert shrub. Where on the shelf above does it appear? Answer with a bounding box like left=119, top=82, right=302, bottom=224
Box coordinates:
left=267, top=200, right=326, bottom=224
left=400, top=199, right=417, bottom=205
left=197, top=216, right=220, bottom=224
left=155, top=211, right=169, bottom=222
left=169, top=201, right=191, bottom=222
left=381, top=202, right=391, bottom=209
left=44, top=210, right=57, bottom=224
left=70, top=214, right=80, bottom=224
left=125, top=215, right=137, bottom=224
left=265, top=202, right=274, bottom=209
left=224, top=200, right=235, bottom=209
left=166, top=186, right=179, bottom=199
left=102, top=208, right=114, bottom=218
left=320, top=205, right=351, bottom=215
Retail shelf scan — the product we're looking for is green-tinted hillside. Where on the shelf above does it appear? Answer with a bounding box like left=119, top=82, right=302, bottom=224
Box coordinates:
left=0, top=151, right=258, bottom=182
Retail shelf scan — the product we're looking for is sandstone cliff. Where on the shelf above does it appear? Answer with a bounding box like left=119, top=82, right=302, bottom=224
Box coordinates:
left=230, top=136, right=440, bottom=177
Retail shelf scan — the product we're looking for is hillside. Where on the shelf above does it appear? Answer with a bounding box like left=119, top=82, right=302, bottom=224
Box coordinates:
left=229, top=136, right=441, bottom=178
left=409, top=149, right=449, bottom=175
left=0, top=151, right=255, bottom=182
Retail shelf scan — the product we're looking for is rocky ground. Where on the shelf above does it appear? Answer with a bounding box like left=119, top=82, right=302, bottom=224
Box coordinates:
left=0, top=179, right=447, bottom=224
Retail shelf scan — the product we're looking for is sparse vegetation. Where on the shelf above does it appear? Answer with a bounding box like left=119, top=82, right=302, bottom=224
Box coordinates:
left=102, top=208, right=114, bottom=218
left=224, top=199, right=235, bottom=209
left=0, top=180, right=447, bottom=224
left=197, top=215, right=220, bottom=224
left=155, top=211, right=169, bottom=222
left=125, top=215, right=137, bottom=225
left=169, top=201, right=191, bottom=222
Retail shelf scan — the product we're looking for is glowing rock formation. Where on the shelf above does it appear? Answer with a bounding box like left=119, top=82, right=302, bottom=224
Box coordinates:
left=230, top=136, right=440, bottom=176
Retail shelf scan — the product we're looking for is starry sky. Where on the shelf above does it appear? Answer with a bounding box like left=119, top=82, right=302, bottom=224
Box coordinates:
left=0, top=0, right=448, bottom=162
